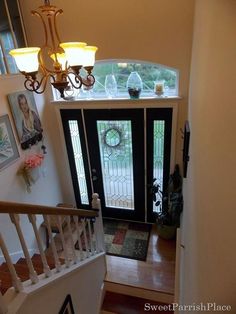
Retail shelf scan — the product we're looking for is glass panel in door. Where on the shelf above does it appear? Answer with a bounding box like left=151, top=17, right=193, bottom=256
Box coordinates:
left=84, top=109, right=145, bottom=221
left=60, top=110, right=92, bottom=209
left=147, top=108, right=172, bottom=222
left=96, top=120, right=134, bottom=210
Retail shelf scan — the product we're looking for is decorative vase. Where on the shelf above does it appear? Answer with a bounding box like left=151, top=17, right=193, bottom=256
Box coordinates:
left=126, top=71, right=143, bottom=99
left=154, top=80, right=165, bottom=96
left=105, top=74, right=117, bottom=98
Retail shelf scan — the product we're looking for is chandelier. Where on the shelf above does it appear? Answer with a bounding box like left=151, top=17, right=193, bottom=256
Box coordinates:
left=9, top=0, right=97, bottom=98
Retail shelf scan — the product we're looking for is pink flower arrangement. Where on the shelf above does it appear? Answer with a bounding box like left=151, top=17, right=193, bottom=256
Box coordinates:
left=18, top=153, right=45, bottom=192
left=24, top=154, right=44, bottom=169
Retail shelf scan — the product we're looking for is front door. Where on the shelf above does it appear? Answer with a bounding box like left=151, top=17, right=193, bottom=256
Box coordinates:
left=61, top=107, right=173, bottom=223
left=84, top=109, right=145, bottom=221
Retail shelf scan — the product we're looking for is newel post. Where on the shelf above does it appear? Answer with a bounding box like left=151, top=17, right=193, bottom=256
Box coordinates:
left=92, top=193, right=105, bottom=253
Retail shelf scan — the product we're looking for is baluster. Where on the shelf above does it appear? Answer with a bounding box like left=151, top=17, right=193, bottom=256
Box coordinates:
left=74, top=216, right=83, bottom=261
left=66, top=216, right=77, bottom=264
left=82, top=218, right=90, bottom=258
left=87, top=218, right=95, bottom=255
left=56, top=216, right=70, bottom=268
left=43, top=215, right=61, bottom=272
left=28, top=214, right=52, bottom=277
left=0, top=291, right=7, bottom=314
left=10, top=214, right=38, bottom=284
left=0, top=232, right=22, bottom=293
left=92, top=193, right=105, bottom=253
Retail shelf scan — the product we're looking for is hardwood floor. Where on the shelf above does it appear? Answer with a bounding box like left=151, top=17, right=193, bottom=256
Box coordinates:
left=105, top=224, right=176, bottom=297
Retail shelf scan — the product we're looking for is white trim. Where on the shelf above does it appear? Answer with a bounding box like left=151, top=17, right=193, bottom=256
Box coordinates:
left=54, top=106, right=76, bottom=205
left=81, top=109, right=94, bottom=194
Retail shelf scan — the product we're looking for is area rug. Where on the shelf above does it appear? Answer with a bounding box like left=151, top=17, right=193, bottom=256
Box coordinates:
left=103, top=219, right=151, bottom=261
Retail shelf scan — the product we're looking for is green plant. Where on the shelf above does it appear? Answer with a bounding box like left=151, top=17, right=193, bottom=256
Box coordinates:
left=152, top=164, right=183, bottom=227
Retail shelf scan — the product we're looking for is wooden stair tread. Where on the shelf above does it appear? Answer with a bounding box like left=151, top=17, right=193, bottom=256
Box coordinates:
left=0, top=271, right=13, bottom=295
left=102, top=291, right=174, bottom=314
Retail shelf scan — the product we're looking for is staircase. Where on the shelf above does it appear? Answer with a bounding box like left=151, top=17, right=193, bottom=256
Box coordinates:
left=0, top=193, right=106, bottom=314
left=0, top=254, right=64, bottom=295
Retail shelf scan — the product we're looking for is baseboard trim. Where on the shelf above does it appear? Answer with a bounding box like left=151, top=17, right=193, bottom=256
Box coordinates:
left=0, top=249, right=38, bottom=264
left=104, top=281, right=174, bottom=304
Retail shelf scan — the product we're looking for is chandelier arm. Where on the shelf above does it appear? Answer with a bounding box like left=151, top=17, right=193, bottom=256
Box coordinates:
left=67, top=73, right=83, bottom=89
left=81, top=74, right=95, bottom=87
left=32, top=10, right=48, bottom=46
left=53, top=9, right=63, bottom=44
left=24, top=74, right=49, bottom=94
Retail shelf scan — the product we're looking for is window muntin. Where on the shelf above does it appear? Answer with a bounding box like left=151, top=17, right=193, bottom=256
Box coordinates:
left=0, top=0, right=26, bottom=74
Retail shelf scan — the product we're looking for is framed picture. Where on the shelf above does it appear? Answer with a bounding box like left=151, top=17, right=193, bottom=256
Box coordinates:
left=0, top=114, right=19, bottom=171
left=8, top=90, right=43, bottom=150
left=182, top=120, right=190, bottom=178
left=59, top=295, right=75, bottom=314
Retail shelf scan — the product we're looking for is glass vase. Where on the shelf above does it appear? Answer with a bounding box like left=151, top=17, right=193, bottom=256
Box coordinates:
left=105, top=74, right=117, bottom=98
left=126, top=71, right=143, bottom=99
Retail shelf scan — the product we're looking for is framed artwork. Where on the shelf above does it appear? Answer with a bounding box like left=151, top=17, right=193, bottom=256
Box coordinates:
left=0, top=114, right=19, bottom=171
left=8, top=90, right=43, bottom=150
left=59, top=295, right=75, bottom=314
left=182, top=120, right=190, bottom=178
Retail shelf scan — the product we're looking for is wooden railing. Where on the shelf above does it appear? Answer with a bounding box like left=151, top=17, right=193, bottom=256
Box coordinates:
left=0, top=193, right=105, bottom=314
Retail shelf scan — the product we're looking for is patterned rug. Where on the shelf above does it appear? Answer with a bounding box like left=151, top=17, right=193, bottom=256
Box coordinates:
left=103, top=219, right=152, bottom=261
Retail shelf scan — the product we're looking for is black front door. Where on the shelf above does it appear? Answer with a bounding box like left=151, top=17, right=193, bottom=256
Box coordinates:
left=84, top=109, right=145, bottom=221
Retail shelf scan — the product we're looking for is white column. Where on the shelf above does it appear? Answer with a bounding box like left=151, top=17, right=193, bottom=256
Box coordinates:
left=0, top=232, right=22, bottom=292
left=66, top=216, right=77, bottom=264
left=10, top=214, right=39, bottom=284
left=28, top=214, right=52, bottom=277
left=43, top=215, right=61, bottom=272
left=56, top=216, right=70, bottom=268
left=92, top=193, right=105, bottom=252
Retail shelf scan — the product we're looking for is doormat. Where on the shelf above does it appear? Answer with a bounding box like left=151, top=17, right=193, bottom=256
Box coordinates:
left=103, top=219, right=152, bottom=261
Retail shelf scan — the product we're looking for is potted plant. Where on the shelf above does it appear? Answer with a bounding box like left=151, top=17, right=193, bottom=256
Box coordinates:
left=152, top=164, right=183, bottom=240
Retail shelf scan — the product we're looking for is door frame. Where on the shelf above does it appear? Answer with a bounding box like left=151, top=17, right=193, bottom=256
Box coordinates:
left=55, top=99, right=178, bottom=222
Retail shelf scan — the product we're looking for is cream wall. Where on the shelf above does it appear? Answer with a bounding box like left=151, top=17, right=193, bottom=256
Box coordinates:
left=0, top=75, right=64, bottom=256
left=19, top=0, right=195, bottom=167
left=181, top=0, right=236, bottom=310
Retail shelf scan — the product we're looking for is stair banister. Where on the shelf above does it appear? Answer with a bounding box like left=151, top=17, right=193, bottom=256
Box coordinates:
left=92, top=194, right=105, bottom=253
left=0, top=232, right=22, bottom=292
left=82, top=219, right=90, bottom=258
left=88, top=219, right=95, bottom=255
left=74, top=216, right=84, bottom=261
left=0, top=201, right=98, bottom=218
left=56, top=216, right=70, bottom=268
left=43, top=215, right=61, bottom=272
left=28, top=214, right=52, bottom=277
left=66, top=216, right=78, bottom=264
left=9, top=214, right=39, bottom=284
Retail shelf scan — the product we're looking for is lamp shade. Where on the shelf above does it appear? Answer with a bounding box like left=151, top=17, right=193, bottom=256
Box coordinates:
left=50, top=52, right=67, bottom=70
left=60, top=42, right=87, bottom=66
left=9, top=47, right=40, bottom=73
left=83, top=46, right=98, bottom=67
